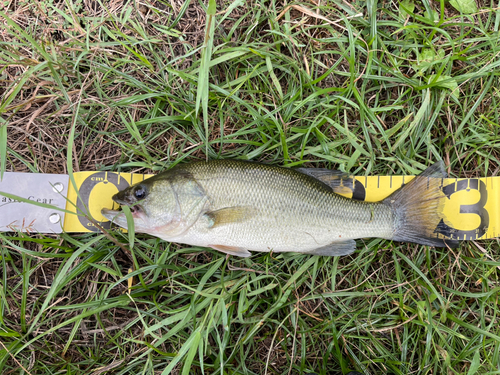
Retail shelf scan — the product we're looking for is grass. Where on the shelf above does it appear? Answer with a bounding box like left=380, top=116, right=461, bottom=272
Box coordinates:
left=1, top=0, right=500, bottom=373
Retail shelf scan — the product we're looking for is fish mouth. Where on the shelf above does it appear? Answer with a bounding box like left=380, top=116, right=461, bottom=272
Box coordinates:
left=126, top=203, right=143, bottom=216
left=108, top=191, right=145, bottom=218
left=101, top=205, right=149, bottom=233
left=101, top=204, right=143, bottom=221
left=101, top=207, right=123, bottom=222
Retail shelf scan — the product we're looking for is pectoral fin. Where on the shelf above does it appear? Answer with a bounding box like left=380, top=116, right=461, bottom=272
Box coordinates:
left=204, top=206, right=255, bottom=228
left=301, top=240, right=357, bottom=256
left=295, top=168, right=355, bottom=195
left=209, top=244, right=252, bottom=257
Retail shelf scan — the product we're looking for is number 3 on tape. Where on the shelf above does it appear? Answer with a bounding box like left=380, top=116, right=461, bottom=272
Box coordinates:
left=435, top=179, right=491, bottom=240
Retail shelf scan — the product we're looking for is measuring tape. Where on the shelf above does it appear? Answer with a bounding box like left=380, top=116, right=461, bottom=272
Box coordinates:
left=0, top=171, right=498, bottom=241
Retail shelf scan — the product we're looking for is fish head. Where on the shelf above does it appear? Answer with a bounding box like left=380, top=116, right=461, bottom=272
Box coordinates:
left=101, top=179, right=168, bottom=234
left=101, top=171, right=208, bottom=238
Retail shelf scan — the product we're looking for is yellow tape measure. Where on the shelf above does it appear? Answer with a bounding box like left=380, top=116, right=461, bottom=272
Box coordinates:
left=64, top=171, right=499, bottom=241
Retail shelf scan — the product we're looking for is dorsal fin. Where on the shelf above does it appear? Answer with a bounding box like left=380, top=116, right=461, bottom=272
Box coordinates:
left=295, top=168, right=355, bottom=195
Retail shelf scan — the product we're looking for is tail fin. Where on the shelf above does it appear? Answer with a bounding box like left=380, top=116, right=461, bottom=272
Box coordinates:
left=384, top=161, right=459, bottom=248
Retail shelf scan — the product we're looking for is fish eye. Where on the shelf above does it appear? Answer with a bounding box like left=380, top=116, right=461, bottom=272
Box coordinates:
left=134, top=186, right=147, bottom=200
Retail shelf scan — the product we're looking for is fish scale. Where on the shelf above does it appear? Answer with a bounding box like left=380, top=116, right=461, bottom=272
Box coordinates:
left=102, top=159, right=459, bottom=257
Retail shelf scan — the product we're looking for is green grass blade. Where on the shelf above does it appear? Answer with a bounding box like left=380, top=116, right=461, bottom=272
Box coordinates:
left=0, top=121, right=6, bottom=181
left=195, top=0, right=217, bottom=156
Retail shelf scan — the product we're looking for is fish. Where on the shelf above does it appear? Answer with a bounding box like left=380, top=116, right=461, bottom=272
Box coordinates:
left=101, top=160, right=458, bottom=257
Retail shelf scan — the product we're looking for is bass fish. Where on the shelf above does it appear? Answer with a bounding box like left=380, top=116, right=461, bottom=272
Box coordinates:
left=101, top=160, right=457, bottom=257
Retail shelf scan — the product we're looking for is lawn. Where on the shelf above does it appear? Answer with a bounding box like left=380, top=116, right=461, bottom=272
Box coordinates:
left=1, top=0, right=499, bottom=374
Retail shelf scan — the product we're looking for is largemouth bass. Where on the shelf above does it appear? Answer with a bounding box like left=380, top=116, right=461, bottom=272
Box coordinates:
left=101, top=160, right=458, bottom=257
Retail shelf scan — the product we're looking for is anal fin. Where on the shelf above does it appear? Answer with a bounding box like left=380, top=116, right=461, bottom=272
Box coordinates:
left=301, top=240, right=356, bottom=256
left=208, top=244, right=252, bottom=257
